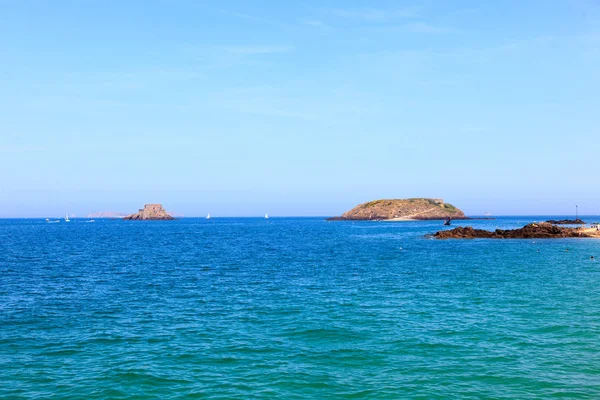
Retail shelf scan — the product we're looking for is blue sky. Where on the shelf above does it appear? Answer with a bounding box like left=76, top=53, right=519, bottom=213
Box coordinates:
left=1, top=0, right=599, bottom=217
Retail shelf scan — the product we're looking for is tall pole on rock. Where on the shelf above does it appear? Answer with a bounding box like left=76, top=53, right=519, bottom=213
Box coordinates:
left=576, top=205, right=578, bottom=220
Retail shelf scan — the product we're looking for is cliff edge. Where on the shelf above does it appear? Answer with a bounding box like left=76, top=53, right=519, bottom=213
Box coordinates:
left=328, top=198, right=467, bottom=221
left=123, top=204, right=175, bottom=220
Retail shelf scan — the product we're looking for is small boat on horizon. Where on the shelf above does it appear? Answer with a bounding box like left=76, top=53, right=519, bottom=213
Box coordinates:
left=206, top=213, right=211, bottom=220
left=265, top=213, right=269, bottom=219
left=65, top=214, right=70, bottom=222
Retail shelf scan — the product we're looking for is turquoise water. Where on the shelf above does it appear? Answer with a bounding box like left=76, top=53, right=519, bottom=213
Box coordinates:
left=1, top=217, right=600, bottom=399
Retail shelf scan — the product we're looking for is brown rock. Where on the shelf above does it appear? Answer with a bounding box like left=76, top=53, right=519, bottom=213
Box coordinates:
left=545, top=219, right=585, bottom=225
left=434, top=222, right=590, bottom=239
left=123, top=204, right=175, bottom=220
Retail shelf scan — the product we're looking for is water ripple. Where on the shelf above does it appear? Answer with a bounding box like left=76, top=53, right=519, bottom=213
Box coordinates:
left=1, top=217, right=600, bottom=398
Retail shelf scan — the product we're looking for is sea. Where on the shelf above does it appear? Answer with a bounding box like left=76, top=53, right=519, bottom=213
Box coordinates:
left=1, top=216, right=600, bottom=399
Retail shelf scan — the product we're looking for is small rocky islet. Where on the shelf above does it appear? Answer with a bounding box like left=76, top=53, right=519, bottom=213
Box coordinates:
left=123, top=204, right=175, bottom=220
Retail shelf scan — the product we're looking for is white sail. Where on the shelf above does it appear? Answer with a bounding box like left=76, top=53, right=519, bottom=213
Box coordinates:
left=65, top=214, right=70, bottom=222
left=265, top=213, right=269, bottom=219
left=206, top=213, right=211, bottom=219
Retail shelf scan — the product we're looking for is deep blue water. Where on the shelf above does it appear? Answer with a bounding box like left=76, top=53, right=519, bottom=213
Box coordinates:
left=1, top=216, right=600, bottom=399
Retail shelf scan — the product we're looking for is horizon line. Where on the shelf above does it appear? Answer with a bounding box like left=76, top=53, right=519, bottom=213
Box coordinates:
left=2, top=214, right=600, bottom=219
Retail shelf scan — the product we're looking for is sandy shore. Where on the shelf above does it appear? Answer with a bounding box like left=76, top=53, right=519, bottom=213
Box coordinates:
left=383, top=207, right=442, bottom=221
left=579, top=227, right=600, bottom=238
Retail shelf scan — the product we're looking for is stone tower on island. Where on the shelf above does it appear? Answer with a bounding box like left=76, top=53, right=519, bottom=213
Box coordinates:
left=123, top=204, right=175, bottom=220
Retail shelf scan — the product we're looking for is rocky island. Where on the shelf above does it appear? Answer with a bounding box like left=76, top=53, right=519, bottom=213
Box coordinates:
left=545, top=219, right=585, bottom=225
left=328, top=198, right=468, bottom=221
left=123, top=204, right=175, bottom=220
left=434, top=222, right=600, bottom=239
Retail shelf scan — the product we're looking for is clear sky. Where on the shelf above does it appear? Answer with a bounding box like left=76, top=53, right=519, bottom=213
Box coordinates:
left=1, top=0, right=599, bottom=217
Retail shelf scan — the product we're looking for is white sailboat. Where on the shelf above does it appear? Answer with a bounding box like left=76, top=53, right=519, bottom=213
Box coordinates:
left=65, top=214, right=70, bottom=222
left=206, top=213, right=211, bottom=220
left=265, top=213, right=269, bottom=219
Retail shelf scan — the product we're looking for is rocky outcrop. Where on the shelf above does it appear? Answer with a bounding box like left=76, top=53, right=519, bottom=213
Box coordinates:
left=123, top=204, right=175, bottom=220
left=328, top=198, right=467, bottom=221
left=546, top=219, right=585, bottom=225
left=434, top=222, right=591, bottom=239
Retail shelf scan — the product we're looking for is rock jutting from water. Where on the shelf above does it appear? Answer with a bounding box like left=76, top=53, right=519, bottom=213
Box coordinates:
left=433, top=222, right=599, bottom=239
left=123, top=204, right=175, bottom=220
left=328, top=198, right=468, bottom=221
left=545, top=219, right=585, bottom=225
